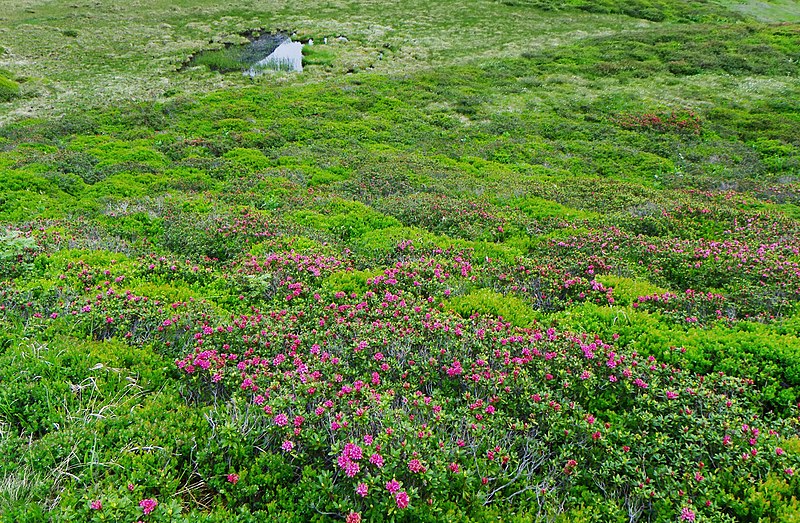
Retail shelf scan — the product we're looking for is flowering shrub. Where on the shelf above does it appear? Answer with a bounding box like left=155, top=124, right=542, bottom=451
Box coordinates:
left=612, top=110, right=702, bottom=136
left=375, top=193, right=509, bottom=242
left=633, top=289, right=732, bottom=325
left=161, top=208, right=277, bottom=261
left=174, top=282, right=799, bottom=520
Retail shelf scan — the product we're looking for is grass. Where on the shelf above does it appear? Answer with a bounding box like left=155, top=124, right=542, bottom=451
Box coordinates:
left=721, top=0, right=800, bottom=21
left=0, top=0, right=651, bottom=122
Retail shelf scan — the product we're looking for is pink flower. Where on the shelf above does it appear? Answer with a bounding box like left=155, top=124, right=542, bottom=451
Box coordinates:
left=227, top=473, right=239, bottom=484
left=776, top=447, right=785, bottom=456
left=139, top=498, right=158, bottom=515
left=274, top=413, right=289, bottom=426
left=343, top=443, right=363, bottom=461
left=346, top=513, right=361, bottom=523
left=680, top=507, right=695, bottom=521
left=449, top=462, right=460, bottom=473
left=369, top=453, right=384, bottom=468
left=90, top=500, right=102, bottom=510
left=344, top=460, right=360, bottom=477
left=385, top=479, right=400, bottom=494
left=408, top=459, right=426, bottom=473
left=666, top=391, right=679, bottom=399
left=395, top=490, right=410, bottom=509
left=281, top=440, right=295, bottom=452
left=127, top=483, right=135, bottom=491
left=355, top=483, right=368, bottom=497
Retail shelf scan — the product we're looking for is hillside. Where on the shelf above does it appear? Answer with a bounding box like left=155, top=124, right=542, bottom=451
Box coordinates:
left=1, top=0, right=800, bottom=521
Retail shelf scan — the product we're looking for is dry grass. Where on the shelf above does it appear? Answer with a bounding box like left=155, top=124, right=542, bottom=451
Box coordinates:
left=0, top=0, right=646, bottom=122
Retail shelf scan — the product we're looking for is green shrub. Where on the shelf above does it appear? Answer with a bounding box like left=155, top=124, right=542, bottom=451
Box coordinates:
left=0, top=75, right=19, bottom=102
left=322, top=269, right=382, bottom=296
left=449, top=288, right=538, bottom=326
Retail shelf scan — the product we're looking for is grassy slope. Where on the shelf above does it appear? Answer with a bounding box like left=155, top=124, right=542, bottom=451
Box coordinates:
left=0, top=0, right=644, bottom=122
left=1, top=0, right=800, bottom=521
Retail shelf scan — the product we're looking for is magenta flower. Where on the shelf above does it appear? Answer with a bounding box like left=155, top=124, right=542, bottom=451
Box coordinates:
left=274, top=413, right=289, bottom=427
left=680, top=507, right=696, bottom=521
left=344, top=460, right=360, bottom=477
left=385, top=479, right=400, bottom=494
left=139, top=498, right=158, bottom=515
left=343, top=443, right=363, bottom=461
left=408, top=459, right=426, bottom=473
left=227, top=473, right=239, bottom=484
left=281, top=440, right=295, bottom=452
left=90, top=500, right=102, bottom=510
left=346, top=512, right=361, bottom=523
left=369, top=453, right=384, bottom=468
left=355, top=482, right=368, bottom=497
left=395, top=490, right=410, bottom=509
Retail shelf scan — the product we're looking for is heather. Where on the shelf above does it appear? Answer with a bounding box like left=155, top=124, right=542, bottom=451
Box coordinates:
left=1, top=0, right=800, bottom=522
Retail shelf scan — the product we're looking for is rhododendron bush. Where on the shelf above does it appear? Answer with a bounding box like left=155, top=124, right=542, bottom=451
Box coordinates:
left=175, top=271, right=798, bottom=520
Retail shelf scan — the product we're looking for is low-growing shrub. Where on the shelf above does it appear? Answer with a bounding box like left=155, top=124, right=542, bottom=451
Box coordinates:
left=0, top=74, right=19, bottom=102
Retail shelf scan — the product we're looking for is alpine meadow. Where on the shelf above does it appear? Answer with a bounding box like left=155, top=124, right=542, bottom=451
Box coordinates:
left=1, top=0, right=800, bottom=521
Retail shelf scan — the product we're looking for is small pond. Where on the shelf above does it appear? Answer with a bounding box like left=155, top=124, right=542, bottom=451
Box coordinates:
left=246, top=37, right=303, bottom=75
left=186, top=32, right=303, bottom=75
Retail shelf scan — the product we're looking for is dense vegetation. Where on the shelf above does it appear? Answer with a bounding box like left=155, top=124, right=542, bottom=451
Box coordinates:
left=1, top=0, right=800, bottom=521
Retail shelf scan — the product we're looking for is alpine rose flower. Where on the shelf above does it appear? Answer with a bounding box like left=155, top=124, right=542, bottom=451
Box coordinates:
left=370, top=453, right=384, bottom=468
left=139, top=498, right=158, bottom=515
left=408, top=459, right=425, bottom=473
left=395, top=490, right=410, bottom=509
